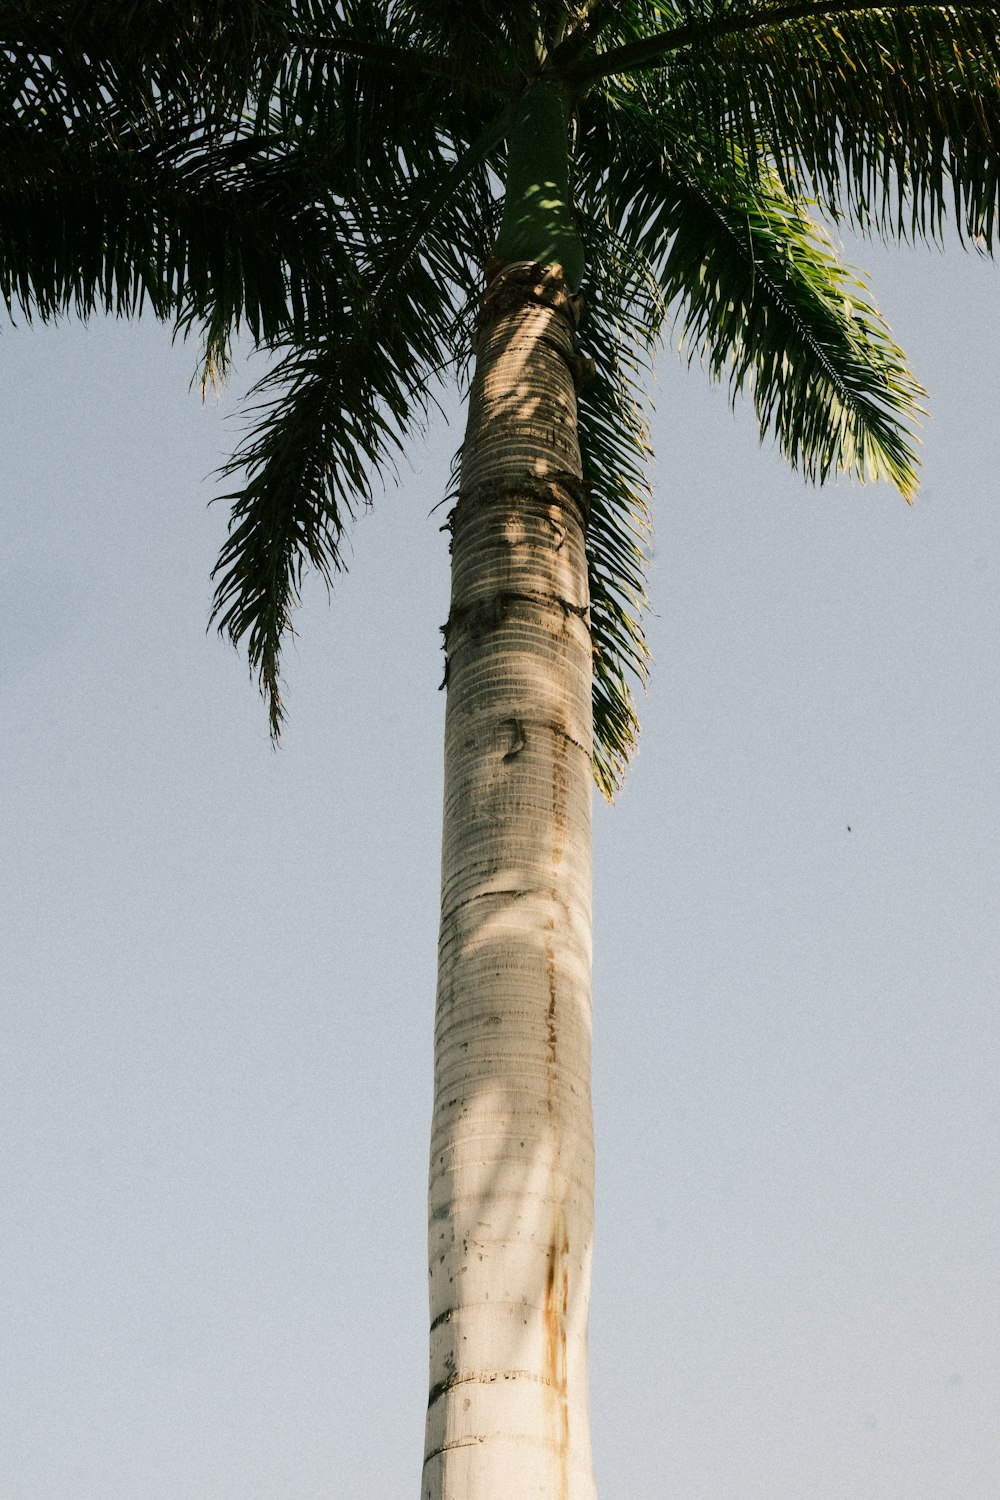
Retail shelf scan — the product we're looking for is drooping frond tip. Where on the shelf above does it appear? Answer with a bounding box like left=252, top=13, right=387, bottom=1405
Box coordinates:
left=204, top=102, right=500, bottom=739
left=574, top=225, right=661, bottom=799
left=585, top=89, right=925, bottom=505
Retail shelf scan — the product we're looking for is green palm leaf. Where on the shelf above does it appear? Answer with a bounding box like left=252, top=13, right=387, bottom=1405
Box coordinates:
left=209, top=142, right=497, bottom=735
left=574, top=218, right=662, bottom=796
left=581, top=98, right=925, bottom=497
left=0, top=0, right=283, bottom=125
left=573, top=3, right=1000, bottom=245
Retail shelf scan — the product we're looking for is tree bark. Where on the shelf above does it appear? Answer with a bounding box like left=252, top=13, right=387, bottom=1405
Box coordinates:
left=423, top=261, right=597, bottom=1500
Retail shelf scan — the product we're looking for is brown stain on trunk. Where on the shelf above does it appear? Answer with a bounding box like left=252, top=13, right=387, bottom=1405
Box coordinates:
left=545, top=701, right=569, bottom=1111
left=544, top=688, right=571, bottom=1492
left=544, top=917, right=559, bottom=1115
left=543, top=1210, right=571, bottom=1500
left=550, top=695, right=569, bottom=860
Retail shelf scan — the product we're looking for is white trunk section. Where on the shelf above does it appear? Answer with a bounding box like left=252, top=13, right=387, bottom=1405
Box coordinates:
left=424, top=264, right=597, bottom=1500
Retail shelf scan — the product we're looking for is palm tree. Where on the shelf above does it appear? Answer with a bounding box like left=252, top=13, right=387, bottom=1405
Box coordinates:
left=3, top=3, right=999, bottom=1494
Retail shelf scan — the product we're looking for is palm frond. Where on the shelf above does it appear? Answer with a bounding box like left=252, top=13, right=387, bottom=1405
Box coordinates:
left=0, top=0, right=285, bottom=123
left=391, top=0, right=565, bottom=71
left=574, top=216, right=662, bottom=796
left=582, top=98, right=925, bottom=497
left=0, top=104, right=346, bottom=339
left=253, top=0, right=508, bottom=145
left=573, top=3, right=1000, bottom=246
left=1, top=4, right=506, bottom=738
left=209, top=146, right=496, bottom=735
left=0, top=3, right=285, bottom=327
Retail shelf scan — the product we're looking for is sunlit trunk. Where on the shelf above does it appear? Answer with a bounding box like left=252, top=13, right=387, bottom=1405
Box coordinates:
left=423, top=258, right=597, bottom=1500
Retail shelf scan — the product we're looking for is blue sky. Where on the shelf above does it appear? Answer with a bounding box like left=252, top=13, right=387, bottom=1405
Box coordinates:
left=2, top=233, right=999, bottom=1499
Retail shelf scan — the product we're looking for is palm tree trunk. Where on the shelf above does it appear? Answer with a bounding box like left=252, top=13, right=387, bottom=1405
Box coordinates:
left=423, top=260, right=597, bottom=1500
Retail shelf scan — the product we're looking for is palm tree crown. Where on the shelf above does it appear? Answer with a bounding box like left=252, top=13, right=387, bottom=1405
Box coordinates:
left=4, top=1, right=999, bottom=790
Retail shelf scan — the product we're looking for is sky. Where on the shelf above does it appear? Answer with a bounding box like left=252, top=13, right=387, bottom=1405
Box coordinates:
left=2, top=231, right=999, bottom=1500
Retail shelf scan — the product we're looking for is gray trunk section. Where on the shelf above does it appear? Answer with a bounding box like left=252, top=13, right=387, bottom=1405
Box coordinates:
left=424, top=263, right=597, bottom=1500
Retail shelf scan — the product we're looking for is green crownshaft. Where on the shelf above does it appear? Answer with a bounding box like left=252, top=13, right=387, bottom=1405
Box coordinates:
left=494, top=83, right=584, bottom=289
